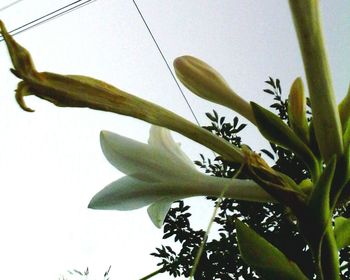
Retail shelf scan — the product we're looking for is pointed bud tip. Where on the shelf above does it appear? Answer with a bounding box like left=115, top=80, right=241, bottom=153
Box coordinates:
left=100, top=130, right=113, bottom=141
left=173, top=55, right=197, bottom=67
left=0, top=20, right=6, bottom=33
left=100, top=130, right=108, bottom=137
left=290, top=77, right=303, bottom=95
left=289, top=77, right=305, bottom=112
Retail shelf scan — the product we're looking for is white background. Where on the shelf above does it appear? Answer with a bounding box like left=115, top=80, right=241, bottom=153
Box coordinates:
left=0, top=1, right=349, bottom=279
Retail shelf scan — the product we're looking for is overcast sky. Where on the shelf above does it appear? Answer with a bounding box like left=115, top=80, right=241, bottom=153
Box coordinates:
left=0, top=1, right=349, bottom=279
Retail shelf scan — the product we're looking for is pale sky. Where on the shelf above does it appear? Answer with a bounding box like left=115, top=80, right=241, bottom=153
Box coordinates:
left=0, top=1, right=349, bottom=279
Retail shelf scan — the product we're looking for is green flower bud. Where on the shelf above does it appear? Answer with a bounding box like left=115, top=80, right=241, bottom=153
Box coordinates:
left=174, top=55, right=256, bottom=124
left=288, top=77, right=309, bottom=143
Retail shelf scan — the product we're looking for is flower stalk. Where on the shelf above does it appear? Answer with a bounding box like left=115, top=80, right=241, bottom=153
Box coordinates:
left=289, top=0, right=343, bottom=161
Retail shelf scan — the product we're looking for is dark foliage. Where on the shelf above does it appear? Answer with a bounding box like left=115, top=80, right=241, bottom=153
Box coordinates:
left=60, top=266, right=111, bottom=280
left=151, top=78, right=350, bottom=279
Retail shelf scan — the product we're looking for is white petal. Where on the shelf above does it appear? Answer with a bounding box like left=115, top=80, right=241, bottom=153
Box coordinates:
left=147, top=198, right=177, bottom=228
left=148, top=125, right=195, bottom=170
left=88, top=174, right=275, bottom=212
left=100, top=130, right=199, bottom=182
left=88, top=176, right=164, bottom=210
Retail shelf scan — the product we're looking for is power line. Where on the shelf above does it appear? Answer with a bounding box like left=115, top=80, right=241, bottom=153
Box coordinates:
left=7, top=0, right=84, bottom=34
left=0, top=0, right=24, bottom=12
left=132, top=0, right=201, bottom=126
left=0, top=0, right=96, bottom=41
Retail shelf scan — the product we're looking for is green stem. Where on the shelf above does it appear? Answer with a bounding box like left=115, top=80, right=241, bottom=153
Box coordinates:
left=320, top=224, right=340, bottom=280
left=189, top=183, right=229, bottom=279
left=289, top=0, right=343, bottom=161
left=306, top=222, right=339, bottom=280
left=139, top=268, right=163, bottom=280
left=190, top=165, right=244, bottom=279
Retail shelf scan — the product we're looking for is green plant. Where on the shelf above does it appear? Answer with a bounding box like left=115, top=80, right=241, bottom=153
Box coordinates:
left=2, top=1, right=350, bottom=279
left=150, top=79, right=350, bottom=279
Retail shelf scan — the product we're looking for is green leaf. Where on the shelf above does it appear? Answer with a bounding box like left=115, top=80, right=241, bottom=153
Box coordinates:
left=263, top=89, right=275, bottom=95
left=308, top=121, right=321, bottom=159
left=334, top=216, right=350, bottom=250
left=300, top=156, right=336, bottom=252
left=205, top=112, right=217, bottom=122
left=343, top=118, right=350, bottom=151
left=235, top=220, right=308, bottom=280
left=338, top=83, right=350, bottom=133
left=329, top=146, right=350, bottom=210
left=308, top=156, right=336, bottom=224
left=251, top=102, right=320, bottom=180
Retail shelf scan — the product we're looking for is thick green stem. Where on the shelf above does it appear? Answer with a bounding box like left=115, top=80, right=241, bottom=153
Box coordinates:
left=289, top=0, right=343, bottom=161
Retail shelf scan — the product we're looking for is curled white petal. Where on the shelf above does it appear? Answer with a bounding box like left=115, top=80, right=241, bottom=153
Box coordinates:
left=148, top=125, right=195, bottom=170
left=147, top=198, right=177, bottom=228
left=100, top=129, right=199, bottom=182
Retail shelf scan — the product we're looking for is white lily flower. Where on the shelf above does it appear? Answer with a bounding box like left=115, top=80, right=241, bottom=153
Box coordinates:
left=88, top=126, right=274, bottom=228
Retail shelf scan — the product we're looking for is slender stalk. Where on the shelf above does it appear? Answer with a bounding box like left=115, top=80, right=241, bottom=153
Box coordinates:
left=139, top=268, right=163, bottom=280
left=289, top=0, right=343, bottom=161
left=189, top=182, right=229, bottom=279
left=190, top=165, right=244, bottom=279
left=314, top=257, right=324, bottom=280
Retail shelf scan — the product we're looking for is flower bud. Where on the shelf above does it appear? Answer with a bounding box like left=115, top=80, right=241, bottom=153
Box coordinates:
left=288, top=77, right=309, bottom=143
left=174, top=56, right=255, bottom=124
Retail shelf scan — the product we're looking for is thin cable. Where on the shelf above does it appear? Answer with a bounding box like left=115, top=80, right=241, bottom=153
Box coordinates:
left=132, top=0, right=200, bottom=126
left=0, top=0, right=24, bottom=12
left=0, top=0, right=96, bottom=41
left=9, top=0, right=83, bottom=34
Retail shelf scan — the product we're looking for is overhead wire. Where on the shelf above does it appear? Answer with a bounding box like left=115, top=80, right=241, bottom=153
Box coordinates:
left=0, top=0, right=96, bottom=41
left=132, top=5, right=219, bottom=280
left=132, top=0, right=201, bottom=126
left=0, top=0, right=24, bottom=12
